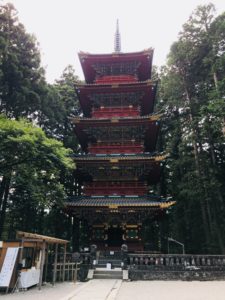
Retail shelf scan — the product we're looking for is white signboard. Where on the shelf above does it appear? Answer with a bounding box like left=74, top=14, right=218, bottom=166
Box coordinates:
left=0, top=247, right=19, bottom=287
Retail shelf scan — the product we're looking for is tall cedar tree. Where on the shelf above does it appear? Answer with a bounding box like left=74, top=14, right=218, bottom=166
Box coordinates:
left=158, top=4, right=225, bottom=254
left=0, top=3, right=45, bottom=119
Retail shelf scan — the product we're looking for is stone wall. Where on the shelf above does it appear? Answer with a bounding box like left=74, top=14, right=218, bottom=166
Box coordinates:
left=128, top=254, right=225, bottom=281
left=129, top=268, right=225, bottom=281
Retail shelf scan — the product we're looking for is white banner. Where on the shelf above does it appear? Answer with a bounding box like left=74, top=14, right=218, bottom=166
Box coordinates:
left=0, top=247, right=19, bottom=287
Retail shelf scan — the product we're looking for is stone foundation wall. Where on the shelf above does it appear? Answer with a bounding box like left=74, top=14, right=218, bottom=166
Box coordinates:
left=128, top=268, right=225, bottom=281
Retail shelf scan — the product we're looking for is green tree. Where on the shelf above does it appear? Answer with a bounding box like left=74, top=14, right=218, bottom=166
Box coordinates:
left=37, top=66, right=82, bottom=243
left=0, top=115, right=74, bottom=239
left=39, top=66, right=80, bottom=147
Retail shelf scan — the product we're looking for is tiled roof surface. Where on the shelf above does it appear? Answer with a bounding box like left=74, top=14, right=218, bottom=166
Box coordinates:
left=73, top=153, right=166, bottom=161
left=70, top=113, right=161, bottom=122
left=66, top=196, right=175, bottom=208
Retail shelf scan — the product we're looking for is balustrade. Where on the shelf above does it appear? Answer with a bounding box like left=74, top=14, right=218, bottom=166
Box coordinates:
left=128, top=253, right=225, bottom=269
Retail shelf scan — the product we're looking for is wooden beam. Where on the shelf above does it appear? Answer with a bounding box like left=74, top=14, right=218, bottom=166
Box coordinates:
left=16, top=231, right=69, bottom=245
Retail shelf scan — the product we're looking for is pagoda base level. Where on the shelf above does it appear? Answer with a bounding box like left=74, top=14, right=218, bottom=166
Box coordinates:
left=91, top=241, right=144, bottom=251
left=70, top=212, right=167, bottom=252
left=90, top=223, right=143, bottom=251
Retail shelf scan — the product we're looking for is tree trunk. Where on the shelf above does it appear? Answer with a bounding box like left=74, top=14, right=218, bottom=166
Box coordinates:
left=213, top=71, right=219, bottom=92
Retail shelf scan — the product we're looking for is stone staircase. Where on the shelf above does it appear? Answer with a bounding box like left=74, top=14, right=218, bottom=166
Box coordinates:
left=96, top=258, right=122, bottom=268
left=96, top=251, right=123, bottom=267
left=90, top=251, right=124, bottom=279
left=93, top=268, right=123, bottom=279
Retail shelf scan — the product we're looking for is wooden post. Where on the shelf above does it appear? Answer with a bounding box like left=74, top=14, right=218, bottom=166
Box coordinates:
left=60, top=263, right=62, bottom=281
left=74, top=263, right=77, bottom=283
left=44, top=243, right=49, bottom=283
left=72, top=217, right=80, bottom=251
left=53, top=243, right=58, bottom=285
left=19, top=238, right=24, bottom=264
left=38, top=241, right=46, bottom=290
left=71, top=263, right=74, bottom=281
left=62, top=244, right=66, bottom=282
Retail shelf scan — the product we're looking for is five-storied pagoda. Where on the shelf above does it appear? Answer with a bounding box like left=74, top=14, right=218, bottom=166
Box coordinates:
left=66, top=21, right=174, bottom=251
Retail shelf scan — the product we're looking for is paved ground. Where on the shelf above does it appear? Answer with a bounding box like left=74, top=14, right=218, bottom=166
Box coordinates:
left=116, top=281, right=225, bottom=300
left=2, top=280, right=225, bottom=300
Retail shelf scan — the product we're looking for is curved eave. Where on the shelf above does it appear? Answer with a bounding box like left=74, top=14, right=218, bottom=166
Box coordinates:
left=65, top=198, right=175, bottom=209
left=70, top=113, right=161, bottom=124
left=75, top=80, right=157, bottom=117
left=79, top=48, right=154, bottom=59
left=76, top=79, right=153, bottom=88
left=73, top=154, right=166, bottom=162
left=78, top=49, right=154, bottom=84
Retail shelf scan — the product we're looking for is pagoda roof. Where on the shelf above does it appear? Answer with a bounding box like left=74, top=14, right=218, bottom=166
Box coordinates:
left=65, top=195, right=175, bottom=209
left=78, top=48, right=154, bottom=83
left=75, top=80, right=157, bottom=117
left=73, top=153, right=165, bottom=184
left=71, top=113, right=160, bottom=124
left=73, top=153, right=166, bottom=162
left=71, top=114, right=160, bottom=153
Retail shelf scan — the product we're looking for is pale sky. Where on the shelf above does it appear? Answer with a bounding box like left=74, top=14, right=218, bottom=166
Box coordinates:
left=3, top=0, right=225, bottom=82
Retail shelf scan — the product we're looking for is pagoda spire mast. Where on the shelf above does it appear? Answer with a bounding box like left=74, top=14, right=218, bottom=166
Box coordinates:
left=114, top=19, right=121, bottom=53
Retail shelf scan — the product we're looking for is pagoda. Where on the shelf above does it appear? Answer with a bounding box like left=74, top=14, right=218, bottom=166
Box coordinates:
left=66, top=22, right=174, bottom=251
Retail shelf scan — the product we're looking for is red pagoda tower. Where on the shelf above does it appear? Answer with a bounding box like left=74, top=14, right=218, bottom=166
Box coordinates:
left=66, top=23, right=174, bottom=251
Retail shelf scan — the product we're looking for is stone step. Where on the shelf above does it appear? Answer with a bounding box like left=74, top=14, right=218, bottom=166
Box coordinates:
left=95, top=270, right=122, bottom=275
left=98, top=259, right=122, bottom=262
left=96, top=266, right=122, bottom=270
left=96, top=259, right=123, bottom=268
left=93, top=273, right=123, bottom=279
left=97, top=259, right=122, bottom=262
left=93, top=268, right=123, bottom=279
left=98, top=257, right=122, bottom=261
left=96, top=262, right=122, bottom=268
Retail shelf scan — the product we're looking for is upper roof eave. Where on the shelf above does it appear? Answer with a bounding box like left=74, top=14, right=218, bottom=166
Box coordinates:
left=75, top=79, right=154, bottom=88
left=73, top=153, right=167, bottom=162
left=65, top=199, right=175, bottom=209
left=70, top=113, right=161, bottom=124
left=78, top=48, right=154, bottom=59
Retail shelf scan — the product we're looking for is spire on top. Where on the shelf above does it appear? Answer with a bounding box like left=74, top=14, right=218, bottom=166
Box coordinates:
left=114, top=19, right=121, bottom=53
